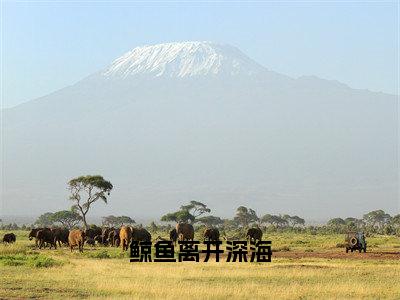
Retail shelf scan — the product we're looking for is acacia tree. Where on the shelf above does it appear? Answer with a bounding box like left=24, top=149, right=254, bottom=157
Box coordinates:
left=68, top=175, right=113, bottom=230
left=102, top=215, right=135, bottom=227
left=196, top=216, right=224, bottom=227
left=290, top=216, right=305, bottom=227
left=327, top=218, right=346, bottom=227
left=161, top=210, right=195, bottom=223
left=52, top=210, right=82, bottom=229
left=180, top=201, right=211, bottom=218
left=35, top=212, right=55, bottom=227
left=161, top=201, right=210, bottom=224
left=391, top=214, right=400, bottom=227
left=234, top=206, right=259, bottom=227
left=282, top=215, right=305, bottom=227
left=363, top=210, right=391, bottom=231
left=261, top=214, right=288, bottom=228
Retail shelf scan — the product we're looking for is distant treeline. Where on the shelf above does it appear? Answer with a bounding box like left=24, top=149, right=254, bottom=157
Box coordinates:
left=1, top=205, right=399, bottom=236
left=2, top=175, right=399, bottom=236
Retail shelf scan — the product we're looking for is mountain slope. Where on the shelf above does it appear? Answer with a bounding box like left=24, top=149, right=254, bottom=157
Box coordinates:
left=2, top=42, right=398, bottom=219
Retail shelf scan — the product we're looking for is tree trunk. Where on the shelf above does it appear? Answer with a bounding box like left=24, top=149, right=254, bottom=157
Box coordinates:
left=82, top=213, right=88, bottom=230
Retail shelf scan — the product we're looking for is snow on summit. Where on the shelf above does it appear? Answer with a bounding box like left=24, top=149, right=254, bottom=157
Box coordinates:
left=102, top=41, right=265, bottom=78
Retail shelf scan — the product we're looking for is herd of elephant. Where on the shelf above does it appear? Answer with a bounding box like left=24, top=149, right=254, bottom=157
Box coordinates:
left=4, top=224, right=263, bottom=253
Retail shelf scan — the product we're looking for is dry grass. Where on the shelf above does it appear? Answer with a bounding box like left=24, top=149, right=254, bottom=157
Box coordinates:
left=2, top=257, right=400, bottom=299
left=1, top=230, right=399, bottom=299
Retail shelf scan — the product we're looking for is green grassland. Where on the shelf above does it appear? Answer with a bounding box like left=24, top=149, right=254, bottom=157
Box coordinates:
left=1, top=230, right=400, bottom=299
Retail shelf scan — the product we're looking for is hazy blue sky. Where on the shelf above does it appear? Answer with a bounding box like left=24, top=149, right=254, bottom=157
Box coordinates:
left=2, top=1, right=398, bottom=108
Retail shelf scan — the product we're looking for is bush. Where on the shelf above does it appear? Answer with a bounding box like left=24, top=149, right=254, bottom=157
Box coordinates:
left=0, top=253, right=61, bottom=268
left=0, top=254, right=26, bottom=266
left=28, top=255, right=61, bottom=268
left=88, top=250, right=111, bottom=259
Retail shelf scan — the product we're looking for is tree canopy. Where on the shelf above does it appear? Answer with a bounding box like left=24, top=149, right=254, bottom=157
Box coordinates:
left=234, top=206, right=259, bottom=227
left=161, top=201, right=210, bottom=224
left=196, top=215, right=224, bottom=227
left=102, top=215, right=135, bottom=227
left=161, top=210, right=195, bottom=223
left=68, top=175, right=113, bottom=229
left=363, top=210, right=391, bottom=229
left=260, top=214, right=288, bottom=227
left=282, top=215, right=305, bottom=227
left=392, top=214, right=400, bottom=226
left=52, top=210, right=82, bottom=229
left=327, top=218, right=346, bottom=227
left=34, top=212, right=55, bottom=227
left=180, top=201, right=211, bottom=218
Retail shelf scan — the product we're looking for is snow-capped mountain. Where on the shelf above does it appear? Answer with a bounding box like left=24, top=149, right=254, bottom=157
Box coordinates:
left=102, top=41, right=265, bottom=78
left=2, top=42, right=398, bottom=219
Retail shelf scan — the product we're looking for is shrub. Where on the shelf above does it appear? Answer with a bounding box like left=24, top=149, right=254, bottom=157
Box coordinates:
left=88, top=250, right=111, bottom=259
left=0, top=253, right=61, bottom=268
left=28, top=255, right=61, bottom=268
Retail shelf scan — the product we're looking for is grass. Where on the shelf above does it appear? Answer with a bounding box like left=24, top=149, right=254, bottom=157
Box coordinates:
left=0, top=253, right=62, bottom=268
left=1, top=230, right=399, bottom=299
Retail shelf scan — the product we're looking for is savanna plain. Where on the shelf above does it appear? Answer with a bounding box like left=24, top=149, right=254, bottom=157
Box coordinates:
left=1, top=230, right=400, bottom=299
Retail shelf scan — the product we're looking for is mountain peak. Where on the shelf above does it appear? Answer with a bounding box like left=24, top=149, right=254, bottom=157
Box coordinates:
left=102, top=41, right=265, bottom=78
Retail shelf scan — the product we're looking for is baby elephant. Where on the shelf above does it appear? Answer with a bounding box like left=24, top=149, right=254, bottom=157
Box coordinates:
left=3, top=233, right=16, bottom=244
